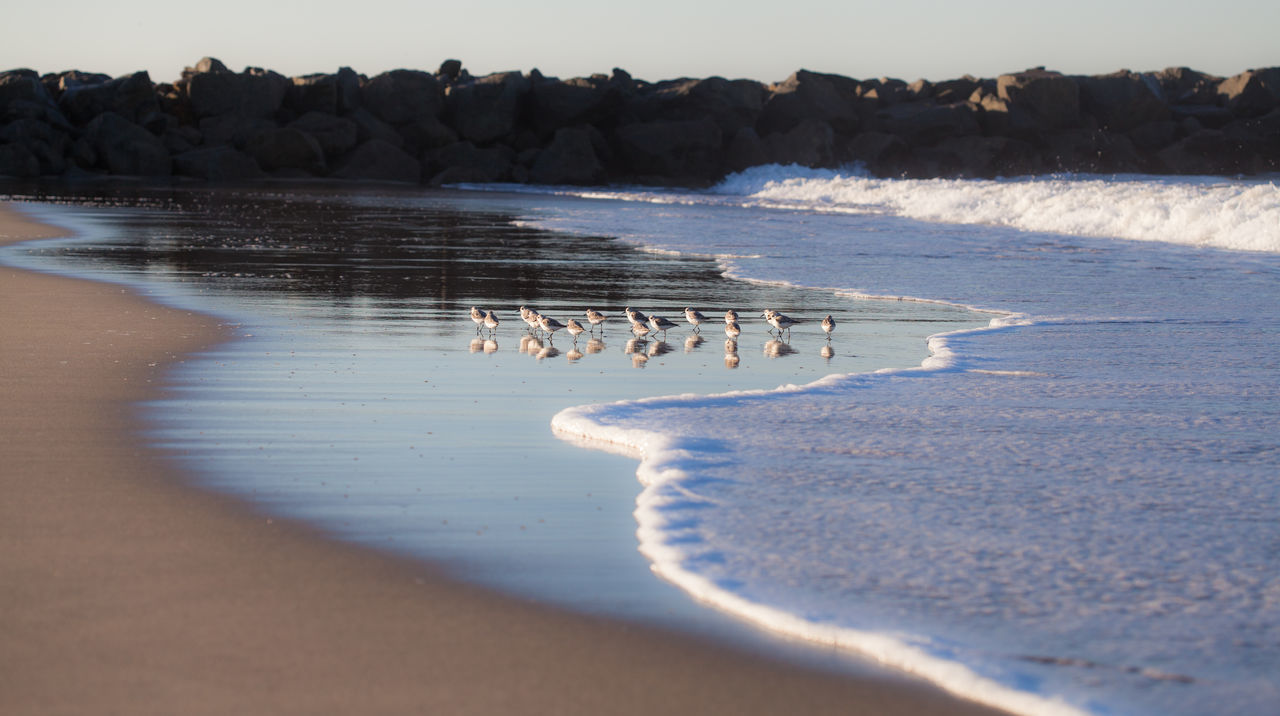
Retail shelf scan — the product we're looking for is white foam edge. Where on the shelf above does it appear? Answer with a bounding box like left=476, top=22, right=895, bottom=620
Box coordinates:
left=550, top=310, right=1088, bottom=716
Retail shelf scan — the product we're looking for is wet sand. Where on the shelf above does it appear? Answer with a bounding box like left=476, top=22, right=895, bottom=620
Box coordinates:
left=0, top=201, right=1004, bottom=716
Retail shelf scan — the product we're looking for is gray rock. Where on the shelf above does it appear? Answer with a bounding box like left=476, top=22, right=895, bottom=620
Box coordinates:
left=1154, top=67, right=1221, bottom=105
left=198, top=113, right=277, bottom=148
left=0, top=70, right=53, bottom=111
left=1128, top=120, right=1178, bottom=151
left=930, top=135, right=1040, bottom=178
left=438, top=59, right=463, bottom=83
left=1042, top=129, right=1143, bottom=173
left=759, top=70, right=860, bottom=135
left=845, top=131, right=912, bottom=176
left=58, top=70, right=159, bottom=126
left=362, top=70, right=443, bottom=125
left=173, top=146, right=264, bottom=181
left=629, top=77, right=765, bottom=137
left=425, top=140, right=514, bottom=182
left=876, top=101, right=980, bottom=145
left=932, top=77, right=982, bottom=105
left=288, top=73, right=341, bottom=115
left=997, top=69, right=1081, bottom=130
left=1217, top=68, right=1280, bottom=117
left=764, top=118, right=835, bottom=167
left=185, top=66, right=287, bottom=119
left=530, top=75, right=621, bottom=135
left=613, top=118, right=723, bottom=183
left=397, top=116, right=458, bottom=155
left=244, top=127, right=325, bottom=173
left=724, top=126, right=769, bottom=173
left=288, top=111, right=358, bottom=157
left=1170, top=103, right=1235, bottom=129
left=330, top=139, right=421, bottom=182
left=1077, top=71, right=1170, bottom=132
left=448, top=71, right=531, bottom=144
left=529, top=126, right=605, bottom=184
left=82, top=111, right=171, bottom=176
left=0, top=142, right=40, bottom=177
left=345, top=107, right=404, bottom=148
left=0, top=118, right=69, bottom=174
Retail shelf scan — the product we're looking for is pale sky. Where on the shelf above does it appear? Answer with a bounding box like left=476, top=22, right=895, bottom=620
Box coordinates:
left=3, top=0, right=1277, bottom=85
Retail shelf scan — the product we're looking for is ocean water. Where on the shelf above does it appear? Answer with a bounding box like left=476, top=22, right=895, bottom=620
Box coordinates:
left=5, top=167, right=1278, bottom=715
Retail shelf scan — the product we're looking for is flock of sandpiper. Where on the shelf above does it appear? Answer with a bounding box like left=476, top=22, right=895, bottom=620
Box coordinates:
left=469, top=306, right=835, bottom=342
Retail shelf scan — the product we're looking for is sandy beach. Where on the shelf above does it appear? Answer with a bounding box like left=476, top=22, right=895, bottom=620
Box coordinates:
left=0, top=200, right=1004, bottom=716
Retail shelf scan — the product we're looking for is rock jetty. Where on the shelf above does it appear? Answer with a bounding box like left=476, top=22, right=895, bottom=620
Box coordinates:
left=2, top=58, right=1277, bottom=185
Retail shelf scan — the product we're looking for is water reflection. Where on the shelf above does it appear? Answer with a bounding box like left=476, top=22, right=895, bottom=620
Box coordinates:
left=585, top=338, right=606, bottom=354
left=764, top=339, right=798, bottom=359
left=647, top=341, right=673, bottom=358
left=566, top=347, right=584, bottom=362
left=684, top=335, right=704, bottom=353
left=820, top=344, right=834, bottom=362
left=725, top=339, right=740, bottom=369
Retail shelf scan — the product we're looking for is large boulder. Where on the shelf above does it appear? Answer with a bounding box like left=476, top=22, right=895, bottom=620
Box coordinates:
left=763, top=118, right=835, bottom=167
left=0, top=118, right=69, bottom=174
left=185, top=63, right=287, bottom=119
left=0, top=70, right=53, bottom=110
left=361, top=70, right=443, bottom=125
left=724, top=126, right=770, bottom=173
left=287, top=111, right=359, bottom=157
left=996, top=69, right=1081, bottom=131
left=612, top=117, right=723, bottom=183
left=929, top=135, right=1040, bottom=178
left=345, top=107, right=404, bottom=148
left=244, top=127, right=325, bottom=173
left=397, top=116, right=458, bottom=155
left=198, top=113, right=276, bottom=148
left=82, top=111, right=171, bottom=176
left=845, top=131, right=912, bottom=176
left=1217, top=68, right=1280, bottom=117
left=425, top=140, right=514, bottom=183
left=1077, top=71, right=1170, bottom=132
left=530, top=75, right=624, bottom=136
left=0, top=143, right=40, bottom=177
left=629, top=77, right=765, bottom=137
left=173, top=146, right=264, bottom=181
left=447, top=71, right=531, bottom=144
left=1154, top=67, right=1221, bottom=105
left=528, top=126, right=605, bottom=184
left=1155, top=128, right=1258, bottom=174
left=287, top=73, right=341, bottom=115
left=876, top=101, right=980, bottom=145
left=759, top=70, right=861, bottom=136
left=1042, top=129, right=1144, bottom=173
left=331, top=139, right=421, bottom=182
left=58, top=70, right=160, bottom=126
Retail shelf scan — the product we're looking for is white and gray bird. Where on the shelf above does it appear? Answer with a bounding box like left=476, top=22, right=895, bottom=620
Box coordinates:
left=585, top=309, right=609, bottom=333
left=484, top=310, right=500, bottom=334
left=821, top=314, right=835, bottom=339
left=761, top=309, right=799, bottom=338
left=725, top=320, right=741, bottom=339
left=684, top=307, right=707, bottom=332
left=648, top=314, right=678, bottom=339
left=539, top=314, right=567, bottom=338
left=470, top=306, right=486, bottom=331
left=724, top=308, right=739, bottom=324
left=566, top=318, right=586, bottom=340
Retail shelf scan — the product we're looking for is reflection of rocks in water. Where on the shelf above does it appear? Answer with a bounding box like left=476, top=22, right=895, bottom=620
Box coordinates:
left=585, top=338, right=606, bottom=354
left=536, top=345, right=560, bottom=361
left=566, top=347, right=584, bottom=362
left=624, top=338, right=646, bottom=355
left=469, top=337, right=485, bottom=353
left=764, top=339, right=798, bottom=358
left=484, top=339, right=499, bottom=354
left=684, top=334, right=704, bottom=353
left=647, top=340, right=673, bottom=357
left=820, top=344, right=834, bottom=361
left=631, top=352, right=649, bottom=368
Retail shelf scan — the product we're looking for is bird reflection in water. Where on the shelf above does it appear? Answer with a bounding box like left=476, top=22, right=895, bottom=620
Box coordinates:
left=536, top=344, right=561, bottom=361
left=724, top=339, right=740, bottom=369
left=684, top=334, right=704, bottom=353
left=820, top=344, right=834, bottom=362
left=469, top=337, right=486, bottom=353
left=521, top=335, right=543, bottom=355
left=585, top=338, right=606, bottom=354
left=764, top=339, right=798, bottom=358
left=624, top=337, right=646, bottom=356
left=647, top=341, right=673, bottom=358
left=566, top=347, right=584, bottom=362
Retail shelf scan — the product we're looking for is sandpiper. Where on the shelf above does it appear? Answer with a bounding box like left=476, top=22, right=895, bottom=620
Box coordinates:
left=725, top=320, right=741, bottom=339
left=566, top=318, right=586, bottom=340
left=624, top=307, right=646, bottom=328
left=484, top=309, right=500, bottom=334
left=725, top=308, right=739, bottom=324
left=821, top=314, right=835, bottom=339
left=684, top=307, right=707, bottom=332
left=539, top=314, right=567, bottom=338
left=519, top=306, right=541, bottom=332
left=630, top=322, right=651, bottom=340
left=469, top=306, right=486, bottom=332
left=761, top=309, right=799, bottom=338
left=585, top=309, right=609, bottom=333
left=648, top=314, right=678, bottom=339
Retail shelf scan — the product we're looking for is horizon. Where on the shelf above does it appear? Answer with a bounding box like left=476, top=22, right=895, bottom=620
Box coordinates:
left=3, top=1, right=1277, bottom=87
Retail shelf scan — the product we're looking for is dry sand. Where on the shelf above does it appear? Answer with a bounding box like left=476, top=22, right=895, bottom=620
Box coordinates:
left=0, top=201, right=1004, bottom=715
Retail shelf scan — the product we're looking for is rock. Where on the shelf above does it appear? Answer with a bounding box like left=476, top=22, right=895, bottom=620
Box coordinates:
left=876, top=101, right=980, bottom=145
left=198, top=113, right=277, bottom=148
left=185, top=65, right=287, bottom=119
left=397, top=116, right=458, bottom=155
left=447, top=71, right=531, bottom=144
left=287, top=73, right=341, bottom=115
left=857, top=78, right=911, bottom=106
left=330, top=139, right=421, bottom=182
left=724, top=126, right=769, bottom=173
left=58, top=70, right=160, bottom=126
left=1217, top=68, right=1280, bottom=117
left=1170, top=103, right=1235, bottom=129
left=0, top=70, right=53, bottom=110
left=425, top=140, right=514, bottom=182
left=930, top=135, right=1040, bottom=178
left=0, top=142, right=40, bottom=177
left=361, top=70, right=443, bottom=125
left=759, top=70, right=861, bottom=135
left=530, top=75, right=623, bottom=136
left=764, top=118, right=835, bottom=167
left=629, top=77, right=765, bottom=137
left=438, top=59, right=463, bottom=83
left=844, top=131, right=912, bottom=176
left=82, top=111, right=171, bottom=176
left=1077, top=71, right=1170, bottom=132
left=1154, top=67, right=1221, bottom=105
left=345, top=107, right=404, bottom=148
left=612, top=117, right=723, bottom=183
left=1155, top=129, right=1251, bottom=174
left=244, top=127, right=326, bottom=173
left=996, top=69, right=1081, bottom=131
left=528, top=126, right=605, bottom=184
left=162, top=125, right=202, bottom=155
left=1127, top=120, right=1178, bottom=151
left=287, top=111, right=358, bottom=157
left=932, top=77, right=981, bottom=104
left=173, top=146, right=264, bottom=180
left=52, top=70, right=112, bottom=94
left=1042, top=129, right=1144, bottom=173
left=0, top=118, right=69, bottom=174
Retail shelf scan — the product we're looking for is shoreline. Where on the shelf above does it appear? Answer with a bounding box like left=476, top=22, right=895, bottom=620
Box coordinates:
left=0, top=200, right=1006, bottom=714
